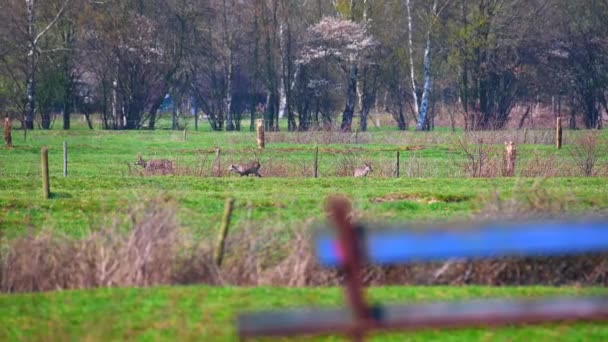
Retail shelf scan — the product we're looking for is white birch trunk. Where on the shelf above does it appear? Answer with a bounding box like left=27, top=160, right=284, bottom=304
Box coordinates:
left=225, top=52, right=234, bottom=130
left=111, top=79, right=118, bottom=129
left=416, top=0, right=437, bottom=131
left=405, top=0, right=419, bottom=116
left=278, top=22, right=287, bottom=119
left=24, top=0, right=36, bottom=129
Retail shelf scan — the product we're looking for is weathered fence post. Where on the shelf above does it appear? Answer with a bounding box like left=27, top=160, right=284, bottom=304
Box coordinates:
left=214, top=197, right=235, bottom=267
left=503, top=141, right=517, bottom=177
left=41, top=147, right=50, bottom=199
left=313, top=146, right=319, bottom=178
left=63, top=141, right=68, bottom=177
left=214, top=147, right=221, bottom=177
left=523, top=128, right=528, bottom=144
left=3, top=117, right=12, bottom=148
left=556, top=117, right=562, bottom=149
left=395, top=151, right=400, bottom=178
left=256, top=119, right=265, bottom=149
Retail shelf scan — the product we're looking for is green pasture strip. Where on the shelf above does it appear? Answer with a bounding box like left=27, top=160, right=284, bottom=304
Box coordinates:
left=1, top=286, right=607, bottom=341
left=2, top=177, right=607, bottom=238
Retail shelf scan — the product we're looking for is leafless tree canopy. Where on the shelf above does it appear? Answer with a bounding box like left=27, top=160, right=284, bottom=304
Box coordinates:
left=0, top=0, right=607, bottom=131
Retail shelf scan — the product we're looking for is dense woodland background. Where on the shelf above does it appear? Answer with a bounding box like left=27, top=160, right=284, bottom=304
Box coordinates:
left=1, top=0, right=607, bottom=132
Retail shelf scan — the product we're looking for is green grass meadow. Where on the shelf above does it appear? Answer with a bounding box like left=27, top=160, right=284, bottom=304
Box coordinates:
left=2, top=286, right=608, bottom=341
left=1, top=120, right=608, bottom=341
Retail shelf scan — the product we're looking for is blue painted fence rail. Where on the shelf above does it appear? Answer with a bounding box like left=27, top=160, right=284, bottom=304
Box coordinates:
left=315, top=220, right=608, bottom=267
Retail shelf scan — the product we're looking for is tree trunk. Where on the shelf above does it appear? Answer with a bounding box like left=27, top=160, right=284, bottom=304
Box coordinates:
left=111, top=78, right=119, bottom=129
left=41, top=111, right=51, bottom=129
left=172, top=95, right=179, bottom=130
left=341, top=64, right=358, bottom=132
left=358, top=67, right=377, bottom=132
left=24, top=0, right=36, bottom=130
left=225, top=52, right=235, bottom=131
left=416, top=1, right=437, bottom=131
left=405, top=0, right=419, bottom=117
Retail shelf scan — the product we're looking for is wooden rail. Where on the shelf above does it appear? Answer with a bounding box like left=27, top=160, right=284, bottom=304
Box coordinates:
left=237, top=196, right=608, bottom=341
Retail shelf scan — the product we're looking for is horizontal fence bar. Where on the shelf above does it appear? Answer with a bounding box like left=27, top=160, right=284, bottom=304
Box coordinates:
left=238, top=296, right=608, bottom=338
left=315, top=220, right=608, bottom=267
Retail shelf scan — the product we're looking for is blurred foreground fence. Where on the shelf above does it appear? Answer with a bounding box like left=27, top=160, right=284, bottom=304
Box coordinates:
left=236, top=196, right=608, bottom=341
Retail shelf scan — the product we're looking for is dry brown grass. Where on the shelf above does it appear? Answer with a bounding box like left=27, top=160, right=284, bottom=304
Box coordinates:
left=568, top=131, right=607, bottom=177
left=267, top=130, right=372, bottom=145
left=0, top=195, right=222, bottom=292
left=2, top=188, right=608, bottom=293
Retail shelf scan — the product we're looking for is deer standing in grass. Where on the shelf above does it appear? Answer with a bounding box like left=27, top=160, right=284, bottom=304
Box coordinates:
left=135, top=153, right=174, bottom=175
left=354, top=163, right=373, bottom=177
left=229, top=161, right=262, bottom=177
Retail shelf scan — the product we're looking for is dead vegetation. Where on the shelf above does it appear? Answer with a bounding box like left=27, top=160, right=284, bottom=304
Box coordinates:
left=2, top=188, right=608, bottom=293
left=568, top=131, right=606, bottom=177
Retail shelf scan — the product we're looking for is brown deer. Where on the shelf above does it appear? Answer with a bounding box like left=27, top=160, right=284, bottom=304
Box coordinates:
left=228, top=161, right=262, bottom=177
left=354, top=163, right=373, bottom=177
left=135, top=153, right=174, bottom=175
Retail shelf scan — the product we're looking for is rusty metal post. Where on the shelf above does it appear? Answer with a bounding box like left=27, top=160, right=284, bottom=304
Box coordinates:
left=326, top=196, right=372, bottom=341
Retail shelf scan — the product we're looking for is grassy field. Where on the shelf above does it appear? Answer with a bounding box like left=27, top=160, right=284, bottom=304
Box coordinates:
left=2, top=285, right=608, bottom=341
left=1, top=124, right=607, bottom=238
left=1, top=121, right=608, bottom=341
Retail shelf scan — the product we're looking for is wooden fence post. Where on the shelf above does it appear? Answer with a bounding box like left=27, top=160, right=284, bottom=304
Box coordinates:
left=556, top=117, right=562, bottom=149
left=41, top=147, right=50, bottom=199
left=313, top=146, right=319, bottom=178
left=257, top=119, right=265, bottom=149
left=395, top=151, right=400, bottom=178
left=214, top=147, right=221, bottom=177
left=214, top=197, right=235, bottom=267
left=63, top=141, right=68, bottom=177
left=3, top=117, right=12, bottom=148
left=504, top=141, right=517, bottom=177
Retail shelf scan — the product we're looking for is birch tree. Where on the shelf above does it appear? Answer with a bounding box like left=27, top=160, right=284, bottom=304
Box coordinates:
left=22, top=0, right=70, bottom=129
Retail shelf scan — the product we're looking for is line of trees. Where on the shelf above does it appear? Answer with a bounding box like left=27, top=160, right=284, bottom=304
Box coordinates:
left=0, top=0, right=607, bottom=131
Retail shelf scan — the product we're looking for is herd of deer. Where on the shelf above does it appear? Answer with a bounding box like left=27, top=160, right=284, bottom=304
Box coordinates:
left=135, top=153, right=373, bottom=177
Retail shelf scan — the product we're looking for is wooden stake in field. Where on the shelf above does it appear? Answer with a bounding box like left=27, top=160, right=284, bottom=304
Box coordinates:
left=256, top=119, right=265, bottom=149
left=3, top=117, right=12, bottom=148
left=395, top=150, right=400, bottom=178
left=214, top=147, right=221, bottom=177
left=214, top=197, right=235, bottom=267
left=556, top=117, right=563, bottom=149
left=313, top=146, right=319, bottom=178
left=503, top=141, right=516, bottom=177
left=41, top=147, right=50, bottom=199
left=63, top=141, right=68, bottom=177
